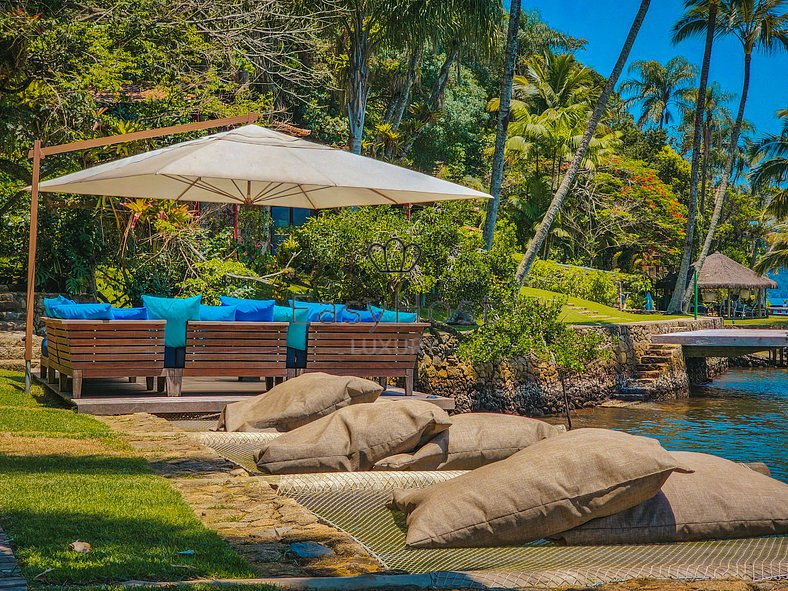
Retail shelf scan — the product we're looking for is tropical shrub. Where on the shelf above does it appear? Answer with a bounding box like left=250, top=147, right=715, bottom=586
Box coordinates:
left=458, top=294, right=608, bottom=369
left=525, top=259, right=652, bottom=308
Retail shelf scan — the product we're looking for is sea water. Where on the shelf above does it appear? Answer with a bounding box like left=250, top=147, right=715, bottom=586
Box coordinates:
left=550, top=368, right=787, bottom=482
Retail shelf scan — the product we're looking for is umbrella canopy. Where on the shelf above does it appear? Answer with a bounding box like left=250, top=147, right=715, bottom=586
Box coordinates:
left=698, top=252, right=778, bottom=290
left=37, top=124, right=490, bottom=207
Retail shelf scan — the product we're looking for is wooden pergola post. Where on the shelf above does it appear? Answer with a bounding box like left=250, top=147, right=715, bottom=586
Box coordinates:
left=23, top=113, right=259, bottom=392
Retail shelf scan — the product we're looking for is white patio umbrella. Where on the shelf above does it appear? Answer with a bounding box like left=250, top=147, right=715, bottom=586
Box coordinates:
left=37, top=124, right=491, bottom=207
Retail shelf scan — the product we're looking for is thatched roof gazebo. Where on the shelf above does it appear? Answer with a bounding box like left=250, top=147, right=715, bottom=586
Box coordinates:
left=697, top=252, right=777, bottom=291
left=697, top=252, right=776, bottom=318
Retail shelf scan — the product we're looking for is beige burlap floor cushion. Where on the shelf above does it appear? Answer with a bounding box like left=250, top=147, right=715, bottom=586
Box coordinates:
left=374, top=413, right=560, bottom=471
left=390, top=428, right=691, bottom=548
left=217, top=373, right=383, bottom=432
left=254, top=399, right=452, bottom=473
left=556, top=451, right=788, bottom=545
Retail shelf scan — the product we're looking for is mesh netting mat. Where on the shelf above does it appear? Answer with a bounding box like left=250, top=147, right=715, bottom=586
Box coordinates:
left=193, top=432, right=788, bottom=588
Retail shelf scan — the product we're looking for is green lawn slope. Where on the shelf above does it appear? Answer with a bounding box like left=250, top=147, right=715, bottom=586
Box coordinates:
left=520, top=287, right=687, bottom=325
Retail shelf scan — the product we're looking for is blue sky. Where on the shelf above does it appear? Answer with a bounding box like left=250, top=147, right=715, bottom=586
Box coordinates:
left=513, top=0, right=788, bottom=137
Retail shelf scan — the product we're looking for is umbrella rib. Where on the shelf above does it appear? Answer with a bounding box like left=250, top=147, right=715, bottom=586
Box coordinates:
left=162, top=174, right=243, bottom=202
left=173, top=177, right=202, bottom=201
left=297, top=184, right=318, bottom=209
left=230, top=179, right=246, bottom=200
left=369, top=188, right=399, bottom=204
left=254, top=185, right=332, bottom=205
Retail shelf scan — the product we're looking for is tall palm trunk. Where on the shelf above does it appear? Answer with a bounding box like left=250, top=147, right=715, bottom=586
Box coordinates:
left=683, top=49, right=752, bottom=309
left=667, top=0, right=717, bottom=314
left=347, top=15, right=370, bottom=155
left=700, top=123, right=712, bottom=212
left=429, top=45, right=460, bottom=112
left=391, top=47, right=422, bottom=130
left=514, top=0, right=652, bottom=285
left=482, top=0, right=522, bottom=249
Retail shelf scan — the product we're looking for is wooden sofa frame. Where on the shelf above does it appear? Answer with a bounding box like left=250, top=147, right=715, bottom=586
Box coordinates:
left=41, top=318, right=166, bottom=398
left=302, top=322, right=428, bottom=395
left=164, top=321, right=290, bottom=396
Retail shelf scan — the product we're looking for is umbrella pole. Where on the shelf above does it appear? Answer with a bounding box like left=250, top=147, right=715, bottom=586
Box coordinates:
left=24, top=139, right=42, bottom=393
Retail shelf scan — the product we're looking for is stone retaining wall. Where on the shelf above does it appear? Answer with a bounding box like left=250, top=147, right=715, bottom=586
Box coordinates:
left=416, top=317, right=725, bottom=416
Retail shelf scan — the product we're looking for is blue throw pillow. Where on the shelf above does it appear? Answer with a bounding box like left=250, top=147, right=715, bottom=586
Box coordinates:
left=199, top=305, right=237, bottom=321
left=219, top=296, right=275, bottom=322
left=111, top=306, right=147, bottom=320
left=369, top=305, right=417, bottom=323
left=339, top=307, right=380, bottom=323
left=142, top=295, right=202, bottom=348
left=43, top=295, right=76, bottom=317
left=51, top=303, right=114, bottom=320
left=273, top=305, right=309, bottom=350
left=289, top=300, right=345, bottom=322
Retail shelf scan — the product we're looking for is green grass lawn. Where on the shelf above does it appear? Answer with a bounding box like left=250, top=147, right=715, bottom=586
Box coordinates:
left=520, top=287, right=688, bottom=325
left=724, top=316, right=788, bottom=327
left=0, top=370, right=258, bottom=586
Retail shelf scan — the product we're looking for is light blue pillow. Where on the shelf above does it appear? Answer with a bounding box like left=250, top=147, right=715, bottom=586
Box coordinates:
left=219, top=296, right=275, bottom=322
left=289, top=300, right=345, bottom=322
left=273, top=305, right=309, bottom=350
left=51, top=303, right=113, bottom=320
left=43, top=295, right=76, bottom=317
left=142, top=295, right=202, bottom=348
left=111, top=306, right=147, bottom=320
left=199, top=305, right=237, bottom=321
left=369, top=305, right=417, bottom=323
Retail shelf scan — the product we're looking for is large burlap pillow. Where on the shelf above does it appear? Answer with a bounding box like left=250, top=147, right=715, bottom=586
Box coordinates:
left=217, top=373, right=383, bottom=432
left=254, top=399, right=452, bottom=473
left=390, top=428, right=691, bottom=548
left=373, top=413, right=559, bottom=471
left=556, top=451, right=788, bottom=545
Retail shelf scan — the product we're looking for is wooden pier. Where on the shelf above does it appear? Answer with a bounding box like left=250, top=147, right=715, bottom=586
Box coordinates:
left=652, top=328, right=788, bottom=357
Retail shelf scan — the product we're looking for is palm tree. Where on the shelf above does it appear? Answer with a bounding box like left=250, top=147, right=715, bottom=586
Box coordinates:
left=684, top=0, right=788, bottom=309
left=514, top=0, right=653, bottom=285
left=336, top=0, right=501, bottom=154
left=620, top=56, right=698, bottom=129
left=483, top=0, right=522, bottom=249
left=667, top=0, right=719, bottom=314
left=751, top=108, right=788, bottom=219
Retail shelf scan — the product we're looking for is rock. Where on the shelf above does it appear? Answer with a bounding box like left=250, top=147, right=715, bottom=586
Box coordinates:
left=288, top=541, right=334, bottom=559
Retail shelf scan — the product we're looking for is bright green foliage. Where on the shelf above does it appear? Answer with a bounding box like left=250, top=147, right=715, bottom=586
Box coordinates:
left=275, top=203, right=516, bottom=308
left=178, top=259, right=265, bottom=304
left=524, top=260, right=652, bottom=309
left=458, top=294, right=608, bottom=369
left=0, top=372, right=254, bottom=584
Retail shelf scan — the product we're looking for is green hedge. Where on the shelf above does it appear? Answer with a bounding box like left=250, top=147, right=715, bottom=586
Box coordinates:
left=524, top=260, right=651, bottom=308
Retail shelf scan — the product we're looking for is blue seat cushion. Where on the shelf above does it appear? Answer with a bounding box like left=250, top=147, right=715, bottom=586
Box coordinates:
left=142, top=295, right=202, bottom=348
left=164, top=346, right=186, bottom=369
left=369, top=305, right=417, bottom=323
left=339, top=307, right=381, bottom=323
left=111, top=306, right=147, bottom=320
left=41, top=338, right=48, bottom=358
left=43, top=295, right=76, bottom=317
left=219, top=296, right=275, bottom=322
left=50, top=303, right=114, bottom=320
left=200, top=305, right=237, bottom=321
left=286, top=346, right=307, bottom=369
left=273, top=305, right=309, bottom=350
left=289, top=300, right=345, bottom=322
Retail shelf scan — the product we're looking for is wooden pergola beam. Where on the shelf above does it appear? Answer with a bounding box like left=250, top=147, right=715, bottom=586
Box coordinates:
left=23, top=112, right=259, bottom=392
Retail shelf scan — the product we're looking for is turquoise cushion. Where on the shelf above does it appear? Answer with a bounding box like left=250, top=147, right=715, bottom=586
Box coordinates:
left=200, top=305, right=237, bottom=321
left=111, top=306, right=147, bottom=320
left=273, top=305, right=309, bottom=350
left=369, top=306, right=417, bottom=323
left=142, top=295, right=202, bottom=348
left=43, top=295, right=75, bottom=317
left=339, top=307, right=380, bottom=323
left=219, top=296, right=275, bottom=322
left=51, top=303, right=113, bottom=320
left=289, top=300, right=345, bottom=322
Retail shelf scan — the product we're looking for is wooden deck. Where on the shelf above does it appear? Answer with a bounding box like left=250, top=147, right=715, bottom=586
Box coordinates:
left=0, top=529, right=26, bottom=591
left=35, top=375, right=454, bottom=415
left=652, top=328, right=788, bottom=357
